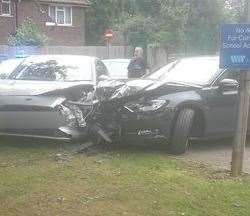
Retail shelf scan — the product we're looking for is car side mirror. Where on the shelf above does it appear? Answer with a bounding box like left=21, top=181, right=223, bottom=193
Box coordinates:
left=219, top=79, right=239, bottom=91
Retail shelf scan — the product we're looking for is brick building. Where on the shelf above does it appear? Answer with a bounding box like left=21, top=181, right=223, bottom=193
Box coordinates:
left=0, top=0, right=90, bottom=46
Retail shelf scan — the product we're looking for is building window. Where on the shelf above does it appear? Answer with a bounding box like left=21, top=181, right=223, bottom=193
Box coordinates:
left=1, top=0, right=11, bottom=16
left=49, top=6, right=72, bottom=26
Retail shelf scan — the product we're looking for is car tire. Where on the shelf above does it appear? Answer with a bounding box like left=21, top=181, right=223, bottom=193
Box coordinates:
left=170, top=108, right=194, bottom=155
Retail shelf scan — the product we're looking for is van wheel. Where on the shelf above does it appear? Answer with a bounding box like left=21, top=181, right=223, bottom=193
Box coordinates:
left=169, top=108, right=194, bottom=154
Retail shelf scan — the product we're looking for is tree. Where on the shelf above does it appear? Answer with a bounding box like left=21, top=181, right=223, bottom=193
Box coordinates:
left=225, top=0, right=246, bottom=22
left=119, top=0, right=189, bottom=54
left=184, top=0, right=228, bottom=54
left=8, top=18, right=48, bottom=47
left=85, top=0, right=134, bottom=45
left=86, top=0, right=234, bottom=55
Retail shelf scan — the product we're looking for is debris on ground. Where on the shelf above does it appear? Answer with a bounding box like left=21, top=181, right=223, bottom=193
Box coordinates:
left=233, top=202, right=242, bottom=208
left=73, top=142, right=96, bottom=154
left=56, top=197, right=66, bottom=203
left=73, top=142, right=109, bottom=156
left=94, top=160, right=104, bottom=164
left=54, top=153, right=71, bottom=162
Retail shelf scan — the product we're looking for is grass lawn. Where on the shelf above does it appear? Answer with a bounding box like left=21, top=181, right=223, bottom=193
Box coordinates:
left=0, top=138, right=250, bottom=216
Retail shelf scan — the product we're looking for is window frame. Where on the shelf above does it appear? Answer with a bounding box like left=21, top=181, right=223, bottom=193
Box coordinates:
left=1, top=0, right=11, bottom=16
left=48, top=5, right=72, bottom=26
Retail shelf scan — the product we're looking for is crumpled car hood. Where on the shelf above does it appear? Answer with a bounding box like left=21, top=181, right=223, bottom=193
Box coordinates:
left=0, top=80, right=93, bottom=96
left=95, top=79, right=155, bottom=100
left=96, top=78, right=198, bottom=102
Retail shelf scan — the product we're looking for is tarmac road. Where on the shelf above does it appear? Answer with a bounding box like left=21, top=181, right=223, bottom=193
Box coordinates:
left=182, top=138, right=250, bottom=173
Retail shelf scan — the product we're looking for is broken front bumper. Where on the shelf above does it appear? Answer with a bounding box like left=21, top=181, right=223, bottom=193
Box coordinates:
left=119, top=109, right=175, bottom=142
left=0, top=96, right=91, bottom=141
left=0, top=126, right=87, bottom=141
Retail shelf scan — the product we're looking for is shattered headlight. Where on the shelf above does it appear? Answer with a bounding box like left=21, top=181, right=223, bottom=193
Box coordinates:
left=124, top=99, right=167, bottom=113
left=57, top=104, right=77, bottom=127
left=57, top=104, right=86, bottom=127
left=66, top=104, right=86, bottom=127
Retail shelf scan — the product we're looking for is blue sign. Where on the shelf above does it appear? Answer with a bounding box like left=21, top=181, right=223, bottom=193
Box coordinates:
left=220, top=24, right=250, bottom=69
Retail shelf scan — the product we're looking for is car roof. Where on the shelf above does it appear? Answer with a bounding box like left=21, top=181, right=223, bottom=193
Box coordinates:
left=177, top=56, right=219, bottom=61
left=102, top=58, right=130, bottom=63
left=23, top=55, right=97, bottom=62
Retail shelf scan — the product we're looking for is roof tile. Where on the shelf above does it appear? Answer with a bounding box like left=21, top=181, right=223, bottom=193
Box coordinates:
left=39, top=0, right=91, bottom=6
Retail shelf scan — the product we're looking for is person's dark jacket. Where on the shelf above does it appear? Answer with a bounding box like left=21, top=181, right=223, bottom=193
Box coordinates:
left=127, top=57, right=147, bottom=78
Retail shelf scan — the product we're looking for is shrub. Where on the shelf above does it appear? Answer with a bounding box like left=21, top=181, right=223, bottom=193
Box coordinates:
left=8, top=18, right=49, bottom=47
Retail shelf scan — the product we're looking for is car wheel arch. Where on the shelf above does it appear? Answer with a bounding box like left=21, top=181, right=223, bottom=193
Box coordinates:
left=170, top=103, right=206, bottom=138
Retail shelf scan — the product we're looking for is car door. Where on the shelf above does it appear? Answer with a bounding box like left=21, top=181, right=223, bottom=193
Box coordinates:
left=203, top=69, right=240, bottom=137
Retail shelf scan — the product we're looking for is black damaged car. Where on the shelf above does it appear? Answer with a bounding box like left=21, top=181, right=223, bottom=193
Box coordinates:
left=90, top=56, right=240, bottom=154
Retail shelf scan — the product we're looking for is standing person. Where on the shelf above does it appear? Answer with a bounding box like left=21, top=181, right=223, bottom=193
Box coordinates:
left=127, top=47, right=148, bottom=78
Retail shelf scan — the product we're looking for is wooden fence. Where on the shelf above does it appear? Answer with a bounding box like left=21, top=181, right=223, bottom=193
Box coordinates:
left=0, top=45, right=133, bottom=59
left=0, top=45, right=184, bottom=71
left=147, top=46, right=186, bottom=71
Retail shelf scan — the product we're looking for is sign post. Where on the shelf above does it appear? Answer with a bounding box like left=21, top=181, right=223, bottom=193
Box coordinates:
left=220, top=24, right=250, bottom=176
left=232, top=71, right=250, bottom=176
left=104, top=29, right=114, bottom=59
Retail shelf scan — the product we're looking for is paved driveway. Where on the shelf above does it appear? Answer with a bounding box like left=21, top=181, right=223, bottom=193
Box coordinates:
left=182, top=139, right=250, bottom=173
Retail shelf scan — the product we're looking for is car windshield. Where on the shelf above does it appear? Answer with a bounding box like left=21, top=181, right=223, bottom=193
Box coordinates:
left=148, top=58, right=220, bottom=86
left=147, top=61, right=178, bottom=80
left=11, top=56, right=93, bottom=81
left=0, top=59, right=23, bottom=79
left=103, top=60, right=129, bottom=79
